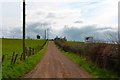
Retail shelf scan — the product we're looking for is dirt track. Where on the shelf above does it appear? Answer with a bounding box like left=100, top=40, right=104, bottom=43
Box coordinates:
left=24, top=41, right=92, bottom=78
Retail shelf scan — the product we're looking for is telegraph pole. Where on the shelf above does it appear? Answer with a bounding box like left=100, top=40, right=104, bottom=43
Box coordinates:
left=47, top=28, right=49, bottom=40
left=23, top=0, right=26, bottom=60
left=45, top=29, right=46, bottom=40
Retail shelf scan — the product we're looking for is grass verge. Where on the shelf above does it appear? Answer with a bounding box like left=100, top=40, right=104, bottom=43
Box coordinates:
left=56, top=46, right=118, bottom=79
left=2, top=41, right=48, bottom=78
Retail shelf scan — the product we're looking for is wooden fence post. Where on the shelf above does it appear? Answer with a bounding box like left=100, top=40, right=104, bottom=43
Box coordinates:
left=11, top=52, right=15, bottom=65
left=32, top=48, right=34, bottom=55
left=13, top=54, right=18, bottom=64
left=25, top=47, right=27, bottom=56
left=2, top=55, right=5, bottom=62
left=29, top=47, right=31, bottom=56
left=20, top=53, right=23, bottom=61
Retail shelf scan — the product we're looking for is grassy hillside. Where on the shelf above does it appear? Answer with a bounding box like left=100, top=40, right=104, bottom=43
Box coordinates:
left=2, top=38, right=48, bottom=78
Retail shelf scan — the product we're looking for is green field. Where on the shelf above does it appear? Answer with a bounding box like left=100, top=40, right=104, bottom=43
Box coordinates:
left=2, top=38, right=48, bottom=78
left=2, top=38, right=46, bottom=55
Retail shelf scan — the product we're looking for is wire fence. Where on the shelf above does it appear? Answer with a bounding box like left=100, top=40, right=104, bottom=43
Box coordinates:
left=2, top=41, right=47, bottom=65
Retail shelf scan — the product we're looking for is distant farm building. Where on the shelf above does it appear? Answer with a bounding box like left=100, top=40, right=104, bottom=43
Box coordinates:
left=85, top=37, right=94, bottom=42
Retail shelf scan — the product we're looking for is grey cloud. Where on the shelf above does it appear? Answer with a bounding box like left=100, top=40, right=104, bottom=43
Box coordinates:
left=3, top=22, right=51, bottom=39
left=96, top=27, right=112, bottom=31
left=74, top=21, right=83, bottom=23
left=89, top=1, right=101, bottom=5
left=61, top=25, right=118, bottom=42
left=27, top=22, right=51, bottom=27
left=26, top=22, right=51, bottom=39
left=2, top=23, right=118, bottom=42
left=45, top=12, right=56, bottom=18
left=69, top=1, right=101, bottom=9
left=2, top=26, right=22, bottom=38
left=36, top=12, right=42, bottom=15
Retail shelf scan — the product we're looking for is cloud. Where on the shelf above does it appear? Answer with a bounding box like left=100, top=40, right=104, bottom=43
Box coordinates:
left=26, top=0, right=94, bottom=3
left=60, top=25, right=118, bottom=41
left=1, top=2, right=21, bottom=28
left=2, top=22, right=118, bottom=42
left=25, top=0, right=118, bottom=30
left=1, top=0, right=118, bottom=41
left=26, top=22, right=51, bottom=39
left=74, top=20, right=83, bottom=23
left=68, top=0, right=118, bottom=27
left=2, top=27, right=22, bottom=38
left=2, top=22, right=51, bottom=39
left=26, top=2, right=82, bottom=29
left=45, top=12, right=56, bottom=18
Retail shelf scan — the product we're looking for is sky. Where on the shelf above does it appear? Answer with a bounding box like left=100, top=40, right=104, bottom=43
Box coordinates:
left=0, top=0, right=119, bottom=41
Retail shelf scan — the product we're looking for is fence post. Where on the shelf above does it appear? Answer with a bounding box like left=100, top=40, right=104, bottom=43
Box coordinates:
left=2, top=55, right=5, bottom=62
left=25, top=47, right=27, bottom=56
left=20, top=53, right=23, bottom=61
left=11, top=52, right=15, bottom=65
left=29, top=47, right=31, bottom=56
left=13, top=54, right=18, bottom=64
left=25, top=47, right=29, bottom=57
left=32, top=48, right=34, bottom=55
